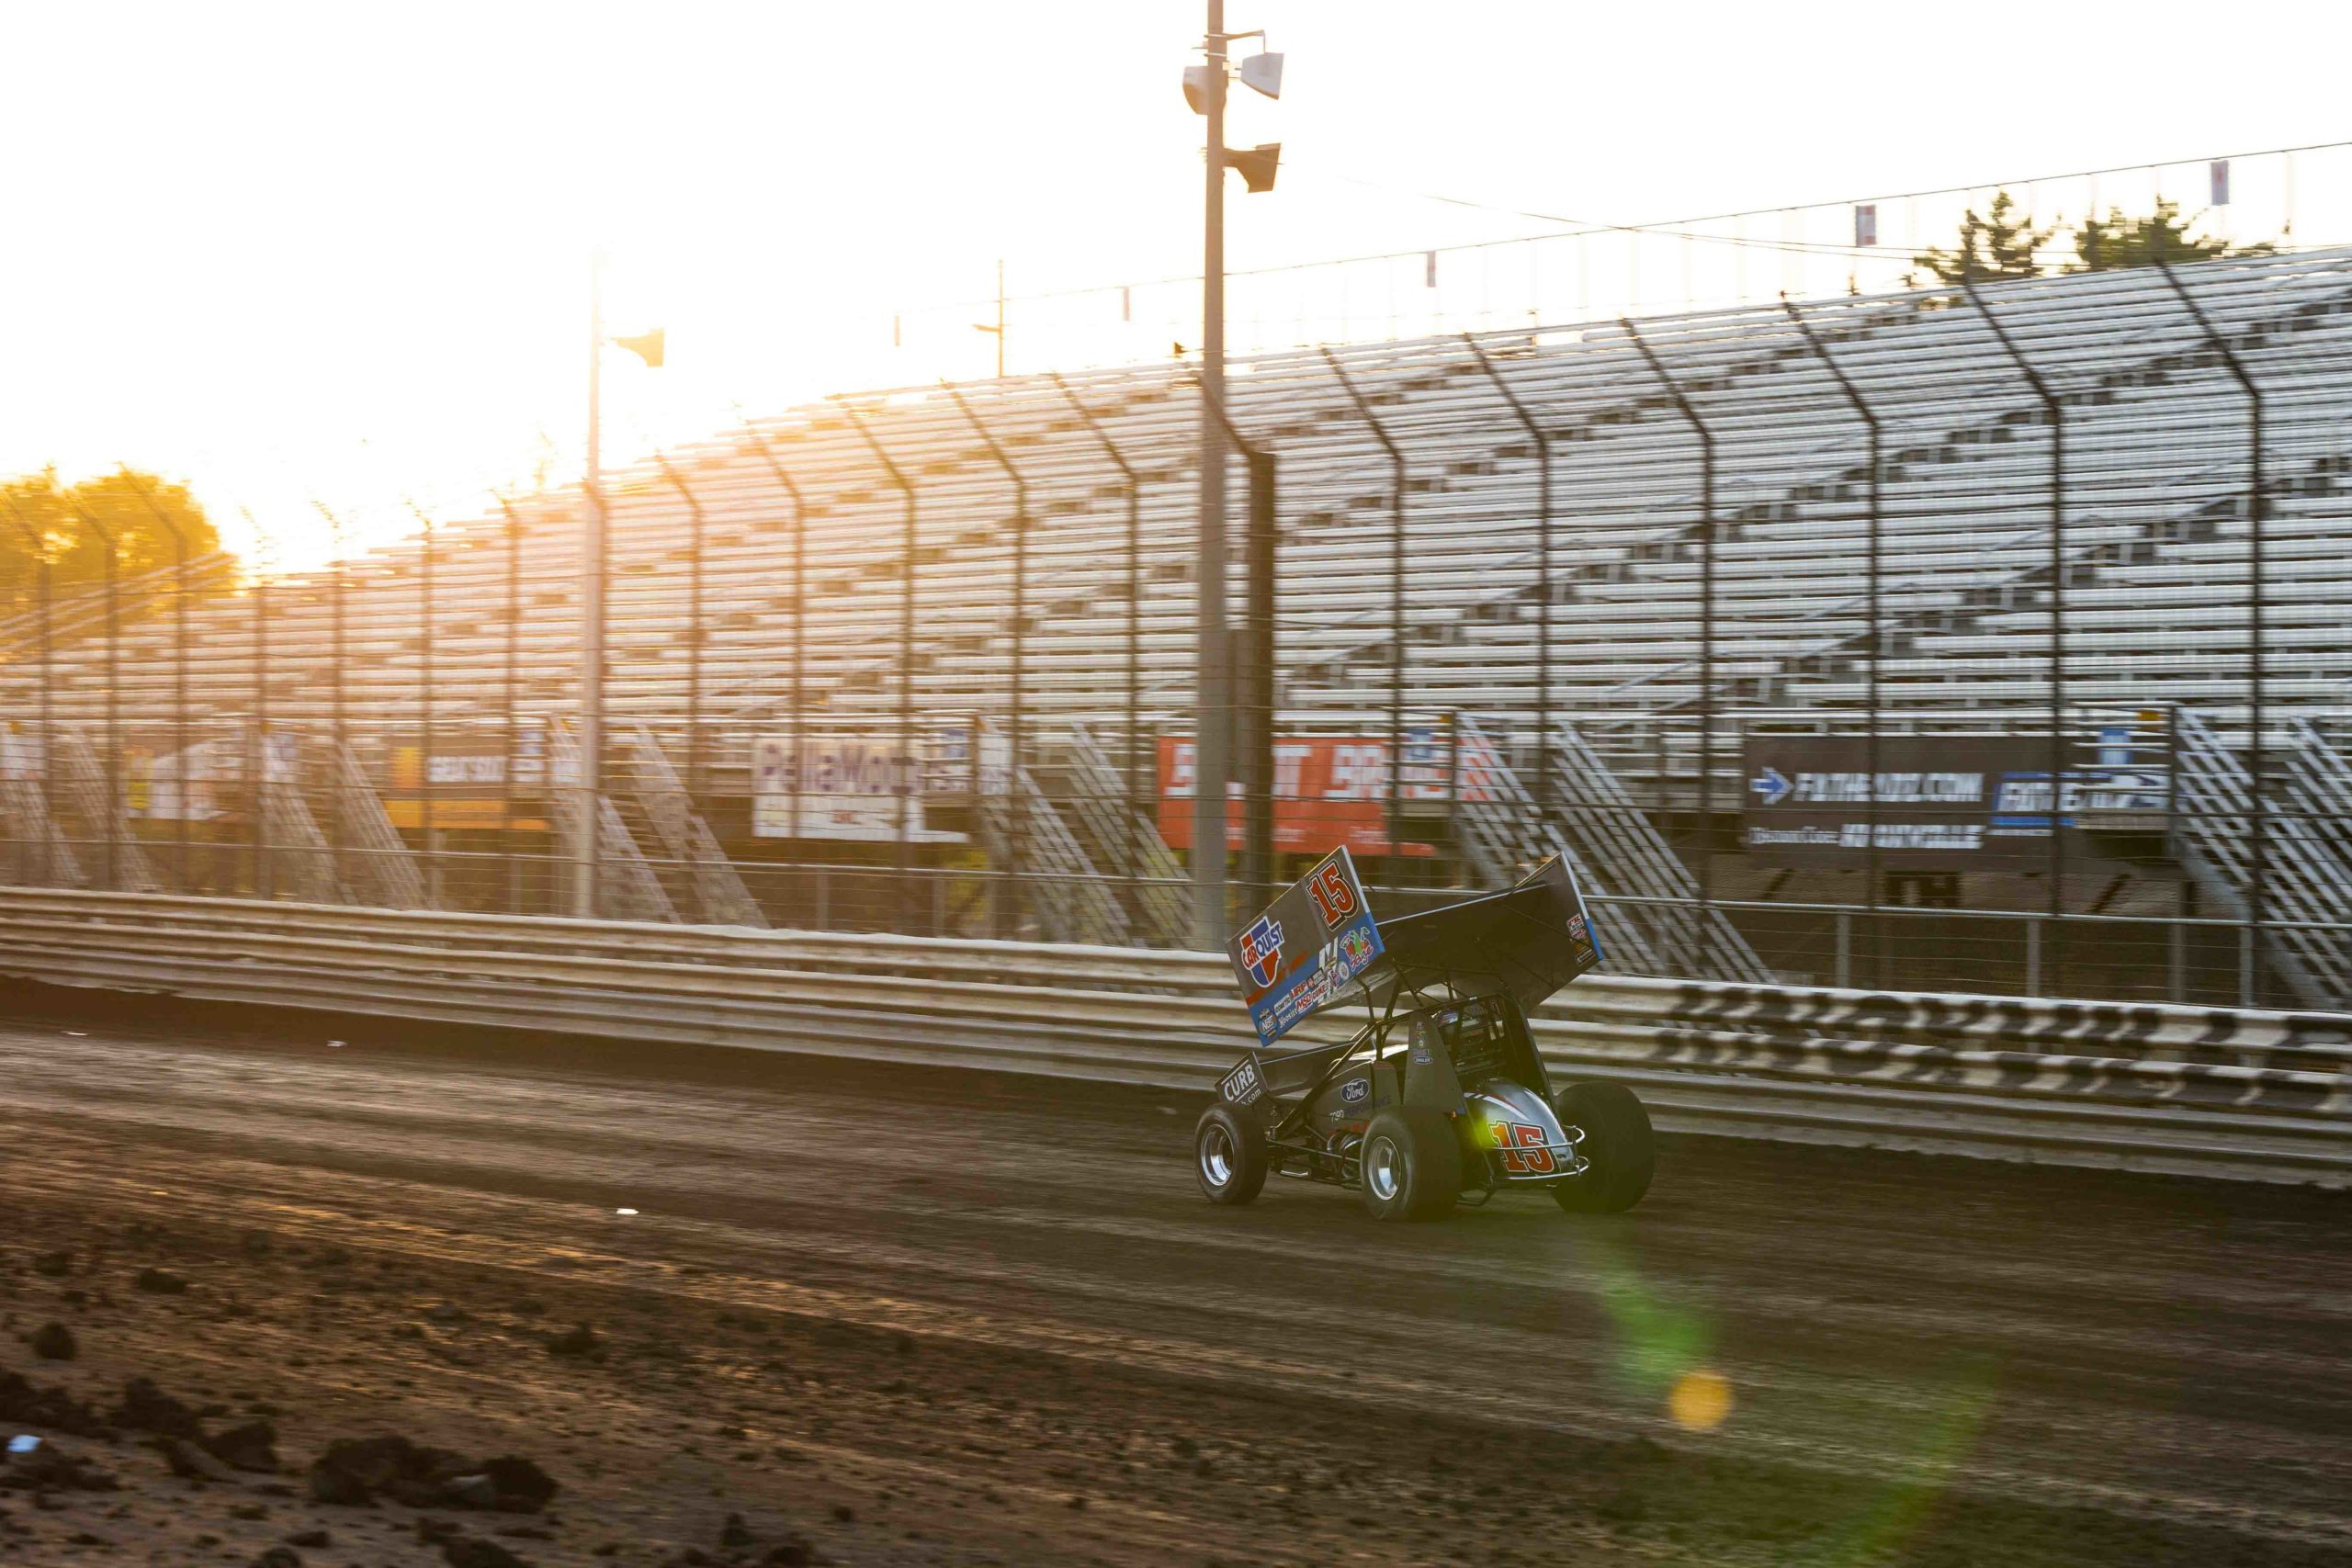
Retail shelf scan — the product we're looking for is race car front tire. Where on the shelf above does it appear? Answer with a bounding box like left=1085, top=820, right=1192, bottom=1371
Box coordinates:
left=1550, top=1080, right=1655, bottom=1214
left=1358, top=1107, right=1461, bottom=1222
left=1195, top=1102, right=1269, bottom=1205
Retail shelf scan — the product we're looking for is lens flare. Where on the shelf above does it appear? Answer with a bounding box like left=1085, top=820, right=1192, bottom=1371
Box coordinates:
left=1668, top=1367, right=1733, bottom=1431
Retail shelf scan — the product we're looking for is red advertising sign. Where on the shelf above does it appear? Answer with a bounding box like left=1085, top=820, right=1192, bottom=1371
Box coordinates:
left=1158, top=735, right=1498, bottom=859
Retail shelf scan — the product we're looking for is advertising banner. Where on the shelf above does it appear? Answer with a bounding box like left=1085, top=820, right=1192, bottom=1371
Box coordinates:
left=750, top=727, right=1004, bottom=842
left=1159, top=734, right=1483, bottom=859
left=383, top=728, right=550, bottom=830
left=1741, top=735, right=2166, bottom=869
left=126, top=734, right=302, bottom=821
left=1227, top=846, right=1385, bottom=1047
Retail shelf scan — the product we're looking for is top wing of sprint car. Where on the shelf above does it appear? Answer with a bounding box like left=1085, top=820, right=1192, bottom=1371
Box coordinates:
left=1196, top=851, right=1653, bottom=1220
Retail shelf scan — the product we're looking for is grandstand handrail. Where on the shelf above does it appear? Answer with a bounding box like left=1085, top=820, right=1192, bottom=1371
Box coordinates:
left=1, top=887, right=2344, bottom=1187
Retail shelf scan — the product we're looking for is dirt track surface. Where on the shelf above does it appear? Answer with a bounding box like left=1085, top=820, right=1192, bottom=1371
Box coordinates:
left=2, top=984, right=2349, bottom=1567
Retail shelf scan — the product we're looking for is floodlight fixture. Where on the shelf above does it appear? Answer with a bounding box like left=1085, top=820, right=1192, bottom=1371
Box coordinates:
left=1238, top=51, right=1283, bottom=99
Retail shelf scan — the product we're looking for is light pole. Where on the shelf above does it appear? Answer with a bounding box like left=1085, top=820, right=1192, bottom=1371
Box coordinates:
left=575, top=254, right=663, bottom=918
left=1186, top=5, right=1282, bottom=945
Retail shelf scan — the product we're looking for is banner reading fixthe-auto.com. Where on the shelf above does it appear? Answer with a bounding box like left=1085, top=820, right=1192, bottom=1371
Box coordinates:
left=1740, top=734, right=2166, bottom=868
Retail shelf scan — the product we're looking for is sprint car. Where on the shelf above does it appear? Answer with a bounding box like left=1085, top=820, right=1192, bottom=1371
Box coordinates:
left=1195, top=850, right=1654, bottom=1221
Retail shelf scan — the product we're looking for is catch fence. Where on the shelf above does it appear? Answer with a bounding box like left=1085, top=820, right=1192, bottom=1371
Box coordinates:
left=6, top=250, right=2352, bottom=1010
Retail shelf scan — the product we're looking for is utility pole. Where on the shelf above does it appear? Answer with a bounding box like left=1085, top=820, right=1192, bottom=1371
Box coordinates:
left=1193, top=0, right=1231, bottom=949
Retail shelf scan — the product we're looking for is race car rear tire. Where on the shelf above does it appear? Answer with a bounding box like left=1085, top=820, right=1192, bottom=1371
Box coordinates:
left=1195, top=1102, right=1269, bottom=1206
left=1358, top=1107, right=1461, bottom=1222
left=1551, top=1081, right=1655, bottom=1214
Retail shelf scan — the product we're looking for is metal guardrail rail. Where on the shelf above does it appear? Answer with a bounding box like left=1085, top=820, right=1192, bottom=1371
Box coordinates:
left=330, top=740, right=427, bottom=909
left=548, top=722, right=673, bottom=923
left=0, top=777, right=81, bottom=888
left=259, top=769, right=344, bottom=906
left=2174, top=709, right=2352, bottom=1008
left=1, top=889, right=2345, bottom=1188
left=1062, top=722, right=1190, bottom=946
left=54, top=729, right=159, bottom=892
left=974, top=743, right=1129, bottom=946
left=623, top=723, right=767, bottom=928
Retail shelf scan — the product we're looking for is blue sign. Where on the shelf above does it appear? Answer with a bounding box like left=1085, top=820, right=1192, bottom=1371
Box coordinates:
left=1226, top=847, right=1385, bottom=1047
left=1238, top=913, right=1284, bottom=988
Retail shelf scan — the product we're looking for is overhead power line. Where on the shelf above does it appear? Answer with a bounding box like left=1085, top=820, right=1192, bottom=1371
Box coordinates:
left=884, top=136, right=2350, bottom=321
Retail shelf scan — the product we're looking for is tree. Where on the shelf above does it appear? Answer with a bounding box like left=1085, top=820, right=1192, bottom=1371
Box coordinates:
left=1, top=468, right=226, bottom=602
left=1911, top=191, right=2054, bottom=285
left=2071, top=198, right=2276, bottom=271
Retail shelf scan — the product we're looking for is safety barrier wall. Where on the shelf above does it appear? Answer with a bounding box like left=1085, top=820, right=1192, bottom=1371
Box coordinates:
left=0, top=888, right=2346, bottom=1189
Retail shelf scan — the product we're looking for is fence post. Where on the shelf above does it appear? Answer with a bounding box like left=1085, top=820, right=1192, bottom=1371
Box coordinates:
left=2169, top=914, right=2188, bottom=1004
left=1195, top=379, right=1278, bottom=904
left=1460, top=334, right=1554, bottom=833
left=246, top=509, right=270, bottom=898
left=408, top=503, right=439, bottom=908
left=1781, top=297, right=1885, bottom=987
left=1050, top=374, right=1146, bottom=919
left=652, top=455, right=707, bottom=804
left=1319, top=348, right=1408, bottom=884
left=2156, top=258, right=2265, bottom=1008
left=943, top=381, right=1029, bottom=940
left=3, top=548, right=27, bottom=885
left=2, top=496, right=52, bottom=887
left=312, top=503, right=348, bottom=898
left=1621, top=320, right=1717, bottom=976
left=494, top=495, right=525, bottom=914
left=70, top=502, right=121, bottom=891
left=122, top=471, right=190, bottom=892
left=744, top=425, right=807, bottom=857
left=1962, top=271, right=2066, bottom=997
left=841, top=405, right=918, bottom=933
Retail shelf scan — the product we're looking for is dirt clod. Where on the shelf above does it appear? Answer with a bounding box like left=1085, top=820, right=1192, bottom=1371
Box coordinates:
left=545, top=1324, right=605, bottom=1361
left=112, top=1375, right=203, bottom=1437
left=31, top=1251, right=72, bottom=1279
left=0, top=1441, right=119, bottom=1494
left=205, top=1418, right=280, bottom=1473
left=0, top=1366, right=107, bottom=1437
left=159, top=1436, right=239, bottom=1483
left=132, top=1267, right=188, bottom=1295
left=443, top=1533, right=534, bottom=1568
left=309, top=1436, right=560, bottom=1513
left=28, top=1323, right=75, bottom=1361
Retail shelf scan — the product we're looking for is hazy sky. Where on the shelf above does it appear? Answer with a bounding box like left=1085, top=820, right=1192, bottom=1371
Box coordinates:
left=3, top=1, right=2347, bottom=569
